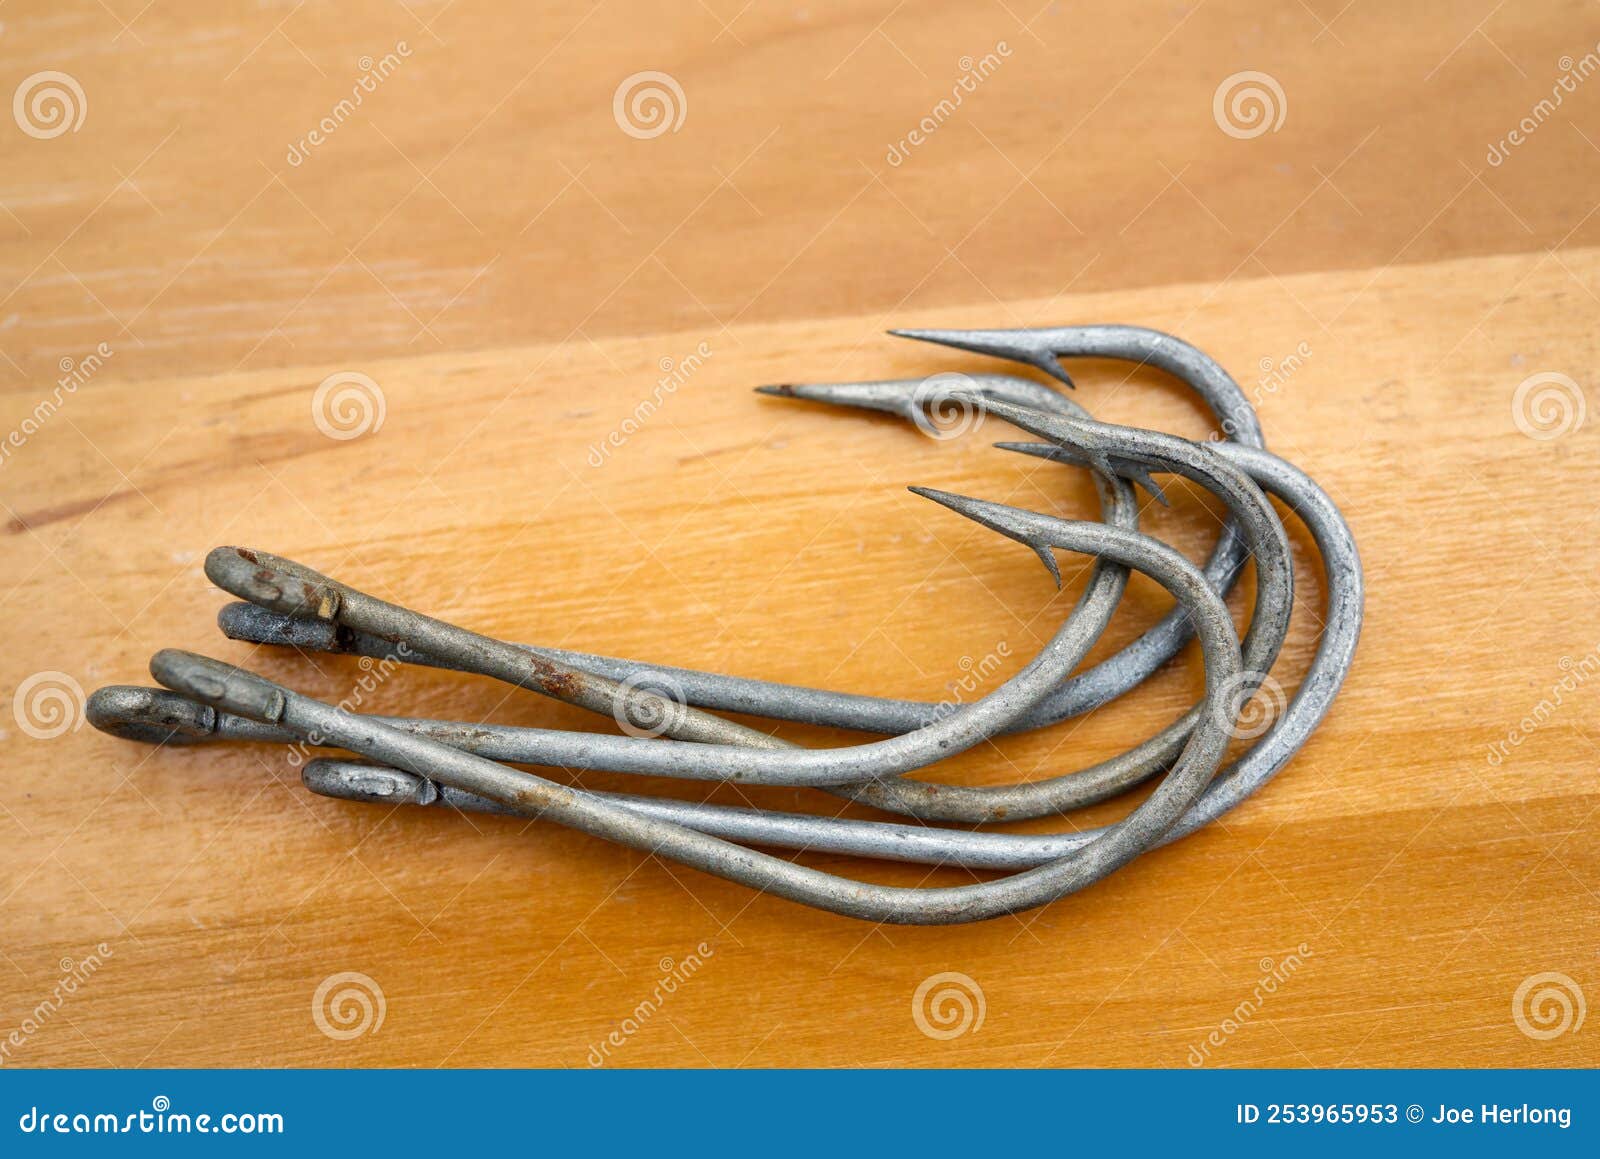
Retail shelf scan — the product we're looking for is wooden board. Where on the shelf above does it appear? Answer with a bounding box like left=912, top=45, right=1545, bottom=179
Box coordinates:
left=1, top=1, right=1597, bottom=1068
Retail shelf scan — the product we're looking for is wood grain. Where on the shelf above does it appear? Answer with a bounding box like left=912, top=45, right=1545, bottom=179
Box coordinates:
left=1, top=1, right=1598, bottom=1068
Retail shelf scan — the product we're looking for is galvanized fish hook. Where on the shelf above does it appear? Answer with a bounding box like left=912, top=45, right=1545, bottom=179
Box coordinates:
left=81, top=321, right=1363, bottom=922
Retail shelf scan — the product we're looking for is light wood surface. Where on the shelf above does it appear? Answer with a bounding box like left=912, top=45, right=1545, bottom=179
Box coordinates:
left=2, top=1, right=1598, bottom=1068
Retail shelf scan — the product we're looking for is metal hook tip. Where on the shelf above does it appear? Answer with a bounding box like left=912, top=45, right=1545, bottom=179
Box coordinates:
left=908, top=486, right=1063, bottom=588
left=993, top=436, right=1170, bottom=507
left=754, top=383, right=850, bottom=405
left=993, top=440, right=1062, bottom=460
left=756, top=379, right=928, bottom=420
left=889, top=328, right=1075, bottom=389
left=970, top=394, right=1061, bottom=436
left=906, top=483, right=966, bottom=509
